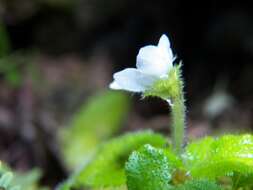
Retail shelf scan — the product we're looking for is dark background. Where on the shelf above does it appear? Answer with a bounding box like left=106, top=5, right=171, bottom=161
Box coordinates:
left=0, top=0, right=253, bottom=188
left=3, top=1, right=253, bottom=100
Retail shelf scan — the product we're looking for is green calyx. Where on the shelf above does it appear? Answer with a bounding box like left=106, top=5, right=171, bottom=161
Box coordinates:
left=143, top=64, right=183, bottom=101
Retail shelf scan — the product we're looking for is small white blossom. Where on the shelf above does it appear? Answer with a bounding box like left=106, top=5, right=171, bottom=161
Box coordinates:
left=110, top=34, right=174, bottom=92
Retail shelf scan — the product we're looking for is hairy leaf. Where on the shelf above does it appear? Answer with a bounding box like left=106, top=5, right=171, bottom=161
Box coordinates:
left=184, top=134, right=253, bottom=188
left=125, top=144, right=174, bottom=190
left=171, top=179, right=222, bottom=190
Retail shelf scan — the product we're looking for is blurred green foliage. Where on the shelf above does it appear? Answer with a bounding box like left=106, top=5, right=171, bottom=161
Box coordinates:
left=0, top=60, right=22, bottom=87
left=59, top=90, right=131, bottom=169
left=11, top=169, right=46, bottom=190
left=0, top=51, right=43, bottom=88
left=0, top=21, right=20, bottom=87
left=57, top=130, right=167, bottom=190
left=0, top=170, right=19, bottom=190
left=0, top=162, right=46, bottom=190
left=0, top=20, right=39, bottom=88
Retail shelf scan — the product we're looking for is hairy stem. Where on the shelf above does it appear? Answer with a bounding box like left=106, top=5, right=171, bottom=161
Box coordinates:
left=171, top=83, right=186, bottom=155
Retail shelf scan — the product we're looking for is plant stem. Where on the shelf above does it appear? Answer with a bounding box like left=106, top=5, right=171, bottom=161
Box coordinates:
left=171, top=84, right=186, bottom=155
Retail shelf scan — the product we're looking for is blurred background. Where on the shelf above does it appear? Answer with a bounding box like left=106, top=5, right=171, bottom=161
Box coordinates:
left=0, top=0, right=253, bottom=189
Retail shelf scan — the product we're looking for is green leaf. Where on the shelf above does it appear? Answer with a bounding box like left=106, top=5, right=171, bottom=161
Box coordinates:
left=59, top=90, right=130, bottom=169
left=125, top=144, right=173, bottom=190
left=184, top=134, right=253, bottom=187
left=231, top=172, right=253, bottom=189
left=93, top=186, right=127, bottom=190
left=171, top=179, right=222, bottom=190
left=69, top=131, right=168, bottom=188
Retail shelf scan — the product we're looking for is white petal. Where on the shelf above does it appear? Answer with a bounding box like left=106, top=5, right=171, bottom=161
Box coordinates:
left=136, top=45, right=172, bottom=76
left=158, top=34, right=171, bottom=50
left=110, top=68, right=157, bottom=92
left=109, top=81, right=121, bottom=89
left=158, top=34, right=173, bottom=64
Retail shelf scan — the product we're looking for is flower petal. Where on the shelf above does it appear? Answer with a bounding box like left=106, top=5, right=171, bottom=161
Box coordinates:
left=136, top=45, right=172, bottom=77
left=109, top=81, right=121, bottom=90
left=158, top=34, right=173, bottom=64
left=110, top=68, right=157, bottom=92
left=158, top=34, right=170, bottom=49
left=158, top=34, right=171, bottom=50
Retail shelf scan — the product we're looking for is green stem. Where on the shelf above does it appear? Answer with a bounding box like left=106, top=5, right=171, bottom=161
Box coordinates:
left=171, top=85, right=186, bottom=155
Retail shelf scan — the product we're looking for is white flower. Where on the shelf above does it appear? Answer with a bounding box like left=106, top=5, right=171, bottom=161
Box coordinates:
left=110, top=34, right=174, bottom=92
